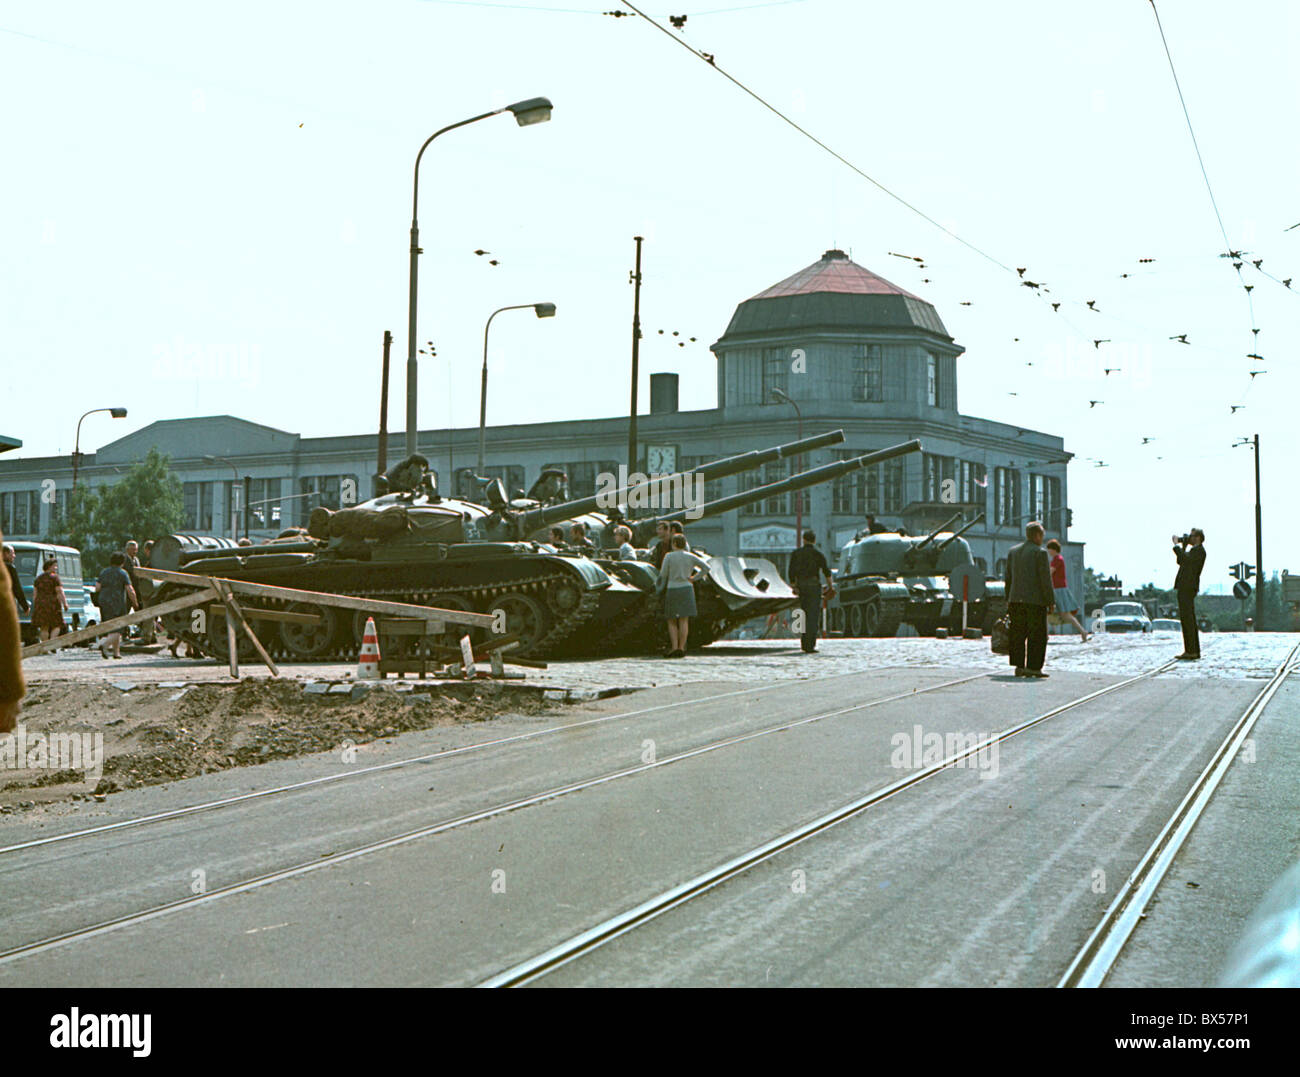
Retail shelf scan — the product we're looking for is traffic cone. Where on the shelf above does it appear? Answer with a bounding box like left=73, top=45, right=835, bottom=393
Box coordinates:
left=357, top=616, right=382, bottom=680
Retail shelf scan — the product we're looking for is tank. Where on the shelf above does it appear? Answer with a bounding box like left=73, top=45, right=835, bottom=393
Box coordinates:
left=149, top=436, right=922, bottom=660
left=831, top=513, right=999, bottom=637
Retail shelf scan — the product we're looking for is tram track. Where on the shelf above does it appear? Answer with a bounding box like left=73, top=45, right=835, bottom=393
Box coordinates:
left=479, top=655, right=1183, bottom=987
left=0, top=666, right=988, bottom=967
left=1057, top=639, right=1300, bottom=988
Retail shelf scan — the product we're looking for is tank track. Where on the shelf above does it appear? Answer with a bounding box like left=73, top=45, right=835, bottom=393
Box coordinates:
left=159, top=569, right=603, bottom=662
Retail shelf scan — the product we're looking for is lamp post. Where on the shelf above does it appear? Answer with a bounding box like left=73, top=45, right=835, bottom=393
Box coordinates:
left=769, top=388, right=803, bottom=541
left=404, top=96, right=553, bottom=459
left=205, top=455, right=241, bottom=540
left=71, top=407, right=127, bottom=489
left=1233, top=435, right=1264, bottom=629
left=479, top=302, right=556, bottom=474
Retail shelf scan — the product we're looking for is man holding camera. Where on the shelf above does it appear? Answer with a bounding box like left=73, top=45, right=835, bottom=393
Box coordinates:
left=1173, top=528, right=1206, bottom=660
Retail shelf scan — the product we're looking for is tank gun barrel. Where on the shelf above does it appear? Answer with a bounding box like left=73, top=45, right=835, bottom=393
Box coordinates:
left=650, top=440, right=923, bottom=527
left=935, top=512, right=985, bottom=551
left=522, top=430, right=846, bottom=531
left=913, top=511, right=965, bottom=550
left=679, top=429, right=845, bottom=483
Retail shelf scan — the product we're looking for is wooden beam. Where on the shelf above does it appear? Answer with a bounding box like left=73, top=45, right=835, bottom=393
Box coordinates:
left=207, top=606, right=323, bottom=626
left=212, top=579, right=279, bottom=678
left=21, top=588, right=217, bottom=658
left=136, top=567, right=494, bottom=628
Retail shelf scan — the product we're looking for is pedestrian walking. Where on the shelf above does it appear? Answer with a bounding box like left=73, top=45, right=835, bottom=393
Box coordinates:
left=1045, top=539, right=1089, bottom=641
left=657, top=535, right=710, bottom=658
left=1172, top=528, right=1206, bottom=660
left=94, top=553, right=137, bottom=660
left=788, top=529, right=835, bottom=653
left=31, top=558, right=69, bottom=643
left=2, top=544, right=29, bottom=616
left=0, top=528, right=24, bottom=733
left=1004, top=521, right=1055, bottom=678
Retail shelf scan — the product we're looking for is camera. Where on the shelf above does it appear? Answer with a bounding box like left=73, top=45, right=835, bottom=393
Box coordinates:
left=1173, top=533, right=1191, bottom=545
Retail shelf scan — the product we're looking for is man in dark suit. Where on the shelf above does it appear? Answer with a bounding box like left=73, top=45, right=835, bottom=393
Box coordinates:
left=1172, top=528, right=1206, bottom=660
left=1004, top=521, right=1056, bottom=678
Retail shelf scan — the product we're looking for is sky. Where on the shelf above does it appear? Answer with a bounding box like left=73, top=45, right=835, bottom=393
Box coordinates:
left=2, top=0, right=1297, bottom=592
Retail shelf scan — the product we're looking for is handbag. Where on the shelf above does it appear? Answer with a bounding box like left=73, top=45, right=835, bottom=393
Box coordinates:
left=990, top=613, right=1011, bottom=655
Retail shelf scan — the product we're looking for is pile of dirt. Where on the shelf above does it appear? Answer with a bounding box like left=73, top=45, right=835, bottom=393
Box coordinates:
left=0, top=679, right=554, bottom=811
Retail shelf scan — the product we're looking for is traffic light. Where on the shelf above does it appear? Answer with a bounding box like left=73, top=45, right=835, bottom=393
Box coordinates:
left=1065, top=508, right=1074, bottom=527
left=1230, top=564, right=1241, bottom=580
left=1230, top=562, right=1256, bottom=580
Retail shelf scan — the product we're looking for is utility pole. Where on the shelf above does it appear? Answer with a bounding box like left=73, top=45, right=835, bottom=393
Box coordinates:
left=628, top=236, right=644, bottom=474
left=1255, top=433, right=1264, bottom=629
left=378, top=330, right=392, bottom=477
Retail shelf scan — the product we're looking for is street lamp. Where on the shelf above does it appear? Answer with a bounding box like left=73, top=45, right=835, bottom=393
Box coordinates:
left=405, top=96, right=553, bottom=458
left=205, top=455, right=241, bottom=540
left=479, top=302, right=556, bottom=474
left=71, top=407, right=127, bottom=489
left=770, top=387, right=803, bottom=541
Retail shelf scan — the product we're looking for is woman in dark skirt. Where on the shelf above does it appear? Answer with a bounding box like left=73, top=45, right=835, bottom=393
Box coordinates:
left=93, top=552, right=137, bottom=660
left=657, top=534, right=710, bottom=658
left=30, top=558, right=68, bottom=643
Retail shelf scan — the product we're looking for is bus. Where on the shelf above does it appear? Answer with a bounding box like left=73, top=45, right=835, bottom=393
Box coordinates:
left=7, top=541, right=93, bottom=644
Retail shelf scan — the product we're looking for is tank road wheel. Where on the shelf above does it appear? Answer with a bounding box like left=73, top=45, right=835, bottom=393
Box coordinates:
left=545, top=579, right=583, bottom=618
left=861, top=600, right=882, bottom=637
left=278, top=603, right=339, bottom=658
left=848, top=604, right=864, bottom=637
left=206, top=612, right=257, bottom=663
left=482, top=592, right=552, bottom=654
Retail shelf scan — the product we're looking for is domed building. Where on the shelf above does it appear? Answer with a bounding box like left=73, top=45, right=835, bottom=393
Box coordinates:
left=697, top=249, right=1077, bottom=581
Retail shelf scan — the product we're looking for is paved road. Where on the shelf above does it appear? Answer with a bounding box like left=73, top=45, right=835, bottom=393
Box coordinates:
left=3, top=638, right=1291, bottom=987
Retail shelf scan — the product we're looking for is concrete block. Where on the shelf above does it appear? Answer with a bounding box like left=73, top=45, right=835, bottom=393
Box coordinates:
left=304, top=682, right=331, bottom=695
left=934, top=628, right=949, bottom=639
left=327, top=683, right=352, bottom=695
left=963, top=627, right=984, bottom=639
left=350, top=683, right=371, bottom=702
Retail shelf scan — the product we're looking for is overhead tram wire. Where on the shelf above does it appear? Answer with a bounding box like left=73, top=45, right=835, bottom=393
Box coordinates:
left=615, top=0, right=1018, bottom=278
left=1147, top=1, right=1261, bottom=362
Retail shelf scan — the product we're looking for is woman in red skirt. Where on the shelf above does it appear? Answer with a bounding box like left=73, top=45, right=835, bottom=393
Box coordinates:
left=31, top=558, right=68, bottom=642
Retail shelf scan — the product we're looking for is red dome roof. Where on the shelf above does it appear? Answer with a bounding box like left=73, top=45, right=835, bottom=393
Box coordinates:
left=749, top=249, right=922, bottom=301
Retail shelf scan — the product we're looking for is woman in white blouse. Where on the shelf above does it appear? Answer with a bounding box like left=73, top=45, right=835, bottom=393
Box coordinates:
left=658, top=534, right=710, bottom=658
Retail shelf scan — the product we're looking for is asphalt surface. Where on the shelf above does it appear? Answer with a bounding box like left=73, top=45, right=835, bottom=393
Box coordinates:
left=2, top=636, right=1295, bottom=987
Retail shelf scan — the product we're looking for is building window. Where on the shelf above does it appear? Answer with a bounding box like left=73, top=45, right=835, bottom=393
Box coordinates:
left=882, top=459, right=905, bottom=512
left=761, top=348, right=789, bottom=403
left=299, top=474, right=359, bottom=523
left=926, top=353, right=938, bottom=407
left=739, top=461, right=791, bottom=516
left=245, top=478, right=284, bottom=531
left=854, top=344, right=883, bottom=402
left=483, top=465, right=526, bottom=498
left=994, top=467, right=1021, bottom=526
left=1031, top=473, right=1061, bottom=532
left=960, top=461, right=988, bottom=505
left=0, top=491, right=41, bottom=536
left=922, top=454, right=955, bottom=502
left=541, top=461, right=619, bottom=500
left=183, top=481, right=215, bottom=532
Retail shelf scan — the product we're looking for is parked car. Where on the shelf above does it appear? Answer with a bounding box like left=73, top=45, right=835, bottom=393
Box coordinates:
left=1150, top=618, right=1181, bottom=633
left=82, top=581, right=101, bottom=629
left=1099, top=601, right=1152, bottom=633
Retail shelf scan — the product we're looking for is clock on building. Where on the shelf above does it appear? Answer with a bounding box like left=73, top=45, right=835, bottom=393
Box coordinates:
left=646, top=445, right=677, bottom=474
